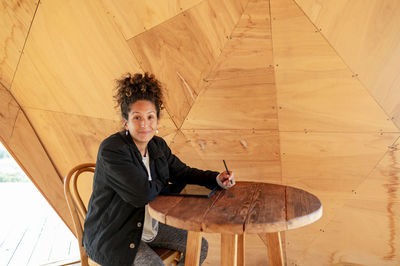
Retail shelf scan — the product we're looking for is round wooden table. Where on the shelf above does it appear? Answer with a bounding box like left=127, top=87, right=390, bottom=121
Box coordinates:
left=149, top=181, right=322, bottom=266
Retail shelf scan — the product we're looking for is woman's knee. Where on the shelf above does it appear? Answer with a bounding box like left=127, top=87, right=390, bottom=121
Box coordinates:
left=134, top=242, right=164, bottom=266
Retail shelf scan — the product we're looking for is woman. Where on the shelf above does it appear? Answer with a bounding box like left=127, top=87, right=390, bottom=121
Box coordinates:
left=83, top=72, right=235, bottom=266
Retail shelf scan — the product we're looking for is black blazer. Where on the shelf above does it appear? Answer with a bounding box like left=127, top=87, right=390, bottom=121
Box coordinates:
left=83, top=132, right=219, bottom=266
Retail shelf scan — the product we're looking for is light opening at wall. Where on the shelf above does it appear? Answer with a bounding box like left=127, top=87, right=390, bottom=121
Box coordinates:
left=0, top=141, right=79, bottom=265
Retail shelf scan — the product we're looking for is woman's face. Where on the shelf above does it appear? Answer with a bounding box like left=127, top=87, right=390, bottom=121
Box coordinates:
left=124, top=100, right=158, bottom=148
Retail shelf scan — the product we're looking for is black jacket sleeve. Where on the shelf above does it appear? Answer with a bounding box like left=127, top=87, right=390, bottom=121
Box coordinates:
left=158, top=138, right=219, bottom=188
left=100, top=142, right=167, bottom=207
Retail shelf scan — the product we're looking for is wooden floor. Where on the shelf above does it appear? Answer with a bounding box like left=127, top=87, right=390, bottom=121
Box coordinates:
left=0, top=182, right=79, bottom=266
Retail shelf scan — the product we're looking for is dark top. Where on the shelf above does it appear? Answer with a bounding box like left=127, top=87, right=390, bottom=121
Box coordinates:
left=83, top=132, right=219, bottom=266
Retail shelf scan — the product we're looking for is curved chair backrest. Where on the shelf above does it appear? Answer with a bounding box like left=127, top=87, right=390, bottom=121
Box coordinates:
left=64, top=163, right=96, bottom=266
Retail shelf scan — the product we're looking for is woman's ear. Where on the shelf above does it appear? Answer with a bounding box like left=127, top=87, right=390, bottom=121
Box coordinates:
left=123, top=120, right=128, bottom=130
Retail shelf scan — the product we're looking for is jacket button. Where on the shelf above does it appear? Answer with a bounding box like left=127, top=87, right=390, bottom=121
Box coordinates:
left=137, top=222, right=142, bottom=228
left=129, top=243, right=135, bottom=249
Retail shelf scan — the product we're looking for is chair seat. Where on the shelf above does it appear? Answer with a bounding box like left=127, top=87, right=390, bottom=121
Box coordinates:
left=154, top=248, right=181, bottom=265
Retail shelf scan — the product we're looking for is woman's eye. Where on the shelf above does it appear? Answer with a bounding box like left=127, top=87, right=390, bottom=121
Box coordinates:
left=133, top=116, right=141, bottom=120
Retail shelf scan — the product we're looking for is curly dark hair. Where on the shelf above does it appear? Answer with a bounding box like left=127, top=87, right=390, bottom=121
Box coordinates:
left=114, top=72, right=164, bottom=120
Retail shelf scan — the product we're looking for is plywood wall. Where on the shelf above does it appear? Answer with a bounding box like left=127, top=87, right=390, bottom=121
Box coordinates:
left=0, top=0, right=39, bottom=88
left=271, top=0, right=400, bottom=265
left=1, top=0, right=400, bottom=265
left=294, top=0, right=400, bottom=130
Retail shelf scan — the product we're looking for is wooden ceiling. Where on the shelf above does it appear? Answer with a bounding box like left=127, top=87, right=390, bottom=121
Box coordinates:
left=1, top=0, right=400, bottom=264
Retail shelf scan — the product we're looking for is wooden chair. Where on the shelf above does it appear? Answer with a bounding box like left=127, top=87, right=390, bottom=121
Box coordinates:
left=64, top=163, right=181, bottom=266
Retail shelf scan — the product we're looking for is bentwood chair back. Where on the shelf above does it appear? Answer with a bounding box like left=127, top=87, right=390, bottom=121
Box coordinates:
left=64, top=163, right=181, bottom=266
left=64, top=163, right=97, bottom=266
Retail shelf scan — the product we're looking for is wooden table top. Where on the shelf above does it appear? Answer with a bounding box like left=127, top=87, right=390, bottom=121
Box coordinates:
left=149, top=182, right=322, bottom=234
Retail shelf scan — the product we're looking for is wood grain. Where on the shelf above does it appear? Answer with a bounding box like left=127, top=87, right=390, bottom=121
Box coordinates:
left=164, top=190, right=223, bottom=232
left=186, top=0, right=244, bottom=60
left=151, top=182, right=322, bottom=234
left=237, top=234, right=245, bottom=266
left=182, top=0, right=277, bottom=131
left=280, top=131, right=398, bottom=199
left=102, top=0, right=180, bottom=40
left=185, top=231, right=202, bottom=266
left=286, top=186, right=322, bottom=230
left=0, top=0, right=39, bottom=88
left=182, top=81, right=278, bottom=130
left=169, top=130, right=211, bottom=171
left=265, top=232, right=284, bottom=266
left=199, top=159, right=281, bottom=184
left=202, top=182, right=258, bottom=233
left=271, top=0, right=398, bottom=133
left=148, top=195, right=183, bottom=224
left=0, top=85, right=20, bottom=142
left=295, top=0, right=400, bottom=130
left=11, top=0, right=141, bottom=120
left=102, top=0, right=207, bottom=40
left=150, top=182, right=322, bottom=265
left=221, top=234, right=238, bottom=266
left=245, top=183, right=287, bottom=233
left=181, top=129, right=280, bottom=161
left=128, top=0, right=245, bottom=126
left=287, top=139, right=400, bottom=265
left=23, top=109, right=121, bottom=178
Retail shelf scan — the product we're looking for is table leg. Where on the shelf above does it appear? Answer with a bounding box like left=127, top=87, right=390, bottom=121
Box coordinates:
left=185, top=231, right=202, bottom=266
left=265, top=232, right=284, bottom=266
left=237, top=234, right=245, bottom=266
left=221, top=233, right=238, bottom=266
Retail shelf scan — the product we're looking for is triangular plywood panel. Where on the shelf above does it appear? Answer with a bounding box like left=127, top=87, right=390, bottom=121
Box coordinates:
left=0, top=0, right=38, bottom=89
left=183, top=0, right=277, bottom=130
left=11, top=0, right=142, bottom=120
left=295, top=0, right=400, bottom=130
left=291, top=140, right=400, bottom=265
left=0, top=86, right=73, bottom=232
left=128, top=0, right=246, bottom=127
left=102, top=0, right=203, bottom=40
left=24, top=108, right=177, bottom=178
left=208, top=0, right=273, bottom=81
left=24, top=109, right=121, bottom=178
left=271, top=0, right=398, bottom=133
left=280, top=132, right=399, bottom=256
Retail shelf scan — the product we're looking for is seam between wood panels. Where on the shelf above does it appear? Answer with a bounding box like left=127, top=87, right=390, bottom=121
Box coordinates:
left=180, top=0, right=252, bottom=130
left=296, top=134, right=400, bottom=254
left=133, top=0, right=211, bottom=39
left=291, top=0, right=400, bottom=132
left=351, top=134, right=400, bottom=194
left=9, top=0, right=40, bottom=91
left=268, top=0, right=283, bottom=186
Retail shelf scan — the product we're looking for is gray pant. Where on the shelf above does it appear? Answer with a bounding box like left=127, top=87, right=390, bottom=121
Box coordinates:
left=133, top=223, right=208, bottom=265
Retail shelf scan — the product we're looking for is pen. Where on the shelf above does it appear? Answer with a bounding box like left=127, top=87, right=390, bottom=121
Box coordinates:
left=223, top=160, right=233, bottom=184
